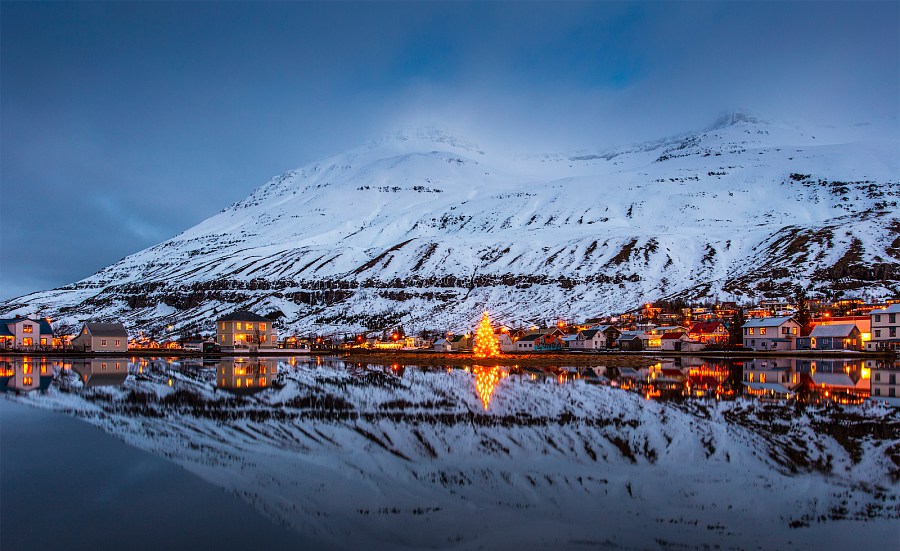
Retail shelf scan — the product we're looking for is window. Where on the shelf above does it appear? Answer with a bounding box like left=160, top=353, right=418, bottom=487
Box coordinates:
left=891, top=314, right=897, bottom=324
left=101, top=339, right=107, bottom=346
left=748, top=328, right=754, bottom=335
left=875, top=373, right=881, bottom=381
left=875, top=315, right=881, bottom=322
left=760, top=373, right=766, bottom=383
left=115, top=339, right=120, bottom=346
left=23, top=377, right=33, bottom=386
left=875, top=330, right=882, bottom=338
left=891, top=388, right=896, bottom=398
left=875, top=388, right=881, bottom=396
left=271, top=335, right=276, bottom=343
left=22, top=337, right=33, bottom=346
left=40, top=338, right=47, bottom=346
left=101, top=363, right=107, bottom=370
left=892, top=328, right=897, bottom=338
left=220, top=322, right=225, bottom=330
left=792, top=327, right=798, bottom=335
left=260, top=323, right=266, bottom=331
left=23, top=325, right=33, bottom=333
left=760, top=328, right=766, bottom=336
left=220, top=335, right=225, bottom=342
left=245, top=322, right=253, bottom=330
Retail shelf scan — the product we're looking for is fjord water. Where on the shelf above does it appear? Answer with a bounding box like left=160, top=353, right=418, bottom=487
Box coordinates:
left=1, top=356, right=897, bottom=550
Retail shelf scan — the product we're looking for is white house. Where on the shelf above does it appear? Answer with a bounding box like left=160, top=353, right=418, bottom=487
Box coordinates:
left=742, top=316, right=801, bottom=351
left=433, top=338, right=452, bottom=352
left=498, top=333, right=517, bottom=353
left=71, top=323, right=129, bottom=352
left=216, top=311, right=277, bottom=351
left=868, top=304, right=900, bottom=351
left=570, top=329, right=607, bottom=350
left=0, top=317, right=54, bottom=349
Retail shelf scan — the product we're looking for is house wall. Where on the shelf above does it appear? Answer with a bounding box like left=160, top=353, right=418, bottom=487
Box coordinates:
left=871, top=311, right=900, bottom=344
left=10, top=319, right=43, bottom=348
left=90, top=335, right=128, bottom=352
left=871, top=369, right=900, bottom=399
left=217, top=320, right=277, bottom=349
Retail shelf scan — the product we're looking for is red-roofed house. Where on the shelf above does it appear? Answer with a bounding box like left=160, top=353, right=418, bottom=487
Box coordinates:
left=660, top=332, right=705, bottom=352
left=688, top=322, right=729, bottom=345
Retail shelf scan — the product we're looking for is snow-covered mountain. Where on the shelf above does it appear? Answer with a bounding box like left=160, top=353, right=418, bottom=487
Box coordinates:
left=4, top=114, right=899, bottom=336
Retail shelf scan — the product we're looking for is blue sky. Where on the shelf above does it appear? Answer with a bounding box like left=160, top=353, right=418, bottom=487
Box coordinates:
left=1, top=1, right=898, bottom=300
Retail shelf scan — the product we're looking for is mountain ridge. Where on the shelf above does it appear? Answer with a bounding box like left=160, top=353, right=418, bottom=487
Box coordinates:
left=4, top=115, right=898, bottom=337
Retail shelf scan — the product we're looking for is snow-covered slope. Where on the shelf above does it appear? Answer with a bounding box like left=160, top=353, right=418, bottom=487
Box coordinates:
left=5, top=115, right=899, bottom=335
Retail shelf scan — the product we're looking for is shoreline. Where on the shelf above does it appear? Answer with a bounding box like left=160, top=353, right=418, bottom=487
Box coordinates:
left=1, top=348, right=891, bottom=368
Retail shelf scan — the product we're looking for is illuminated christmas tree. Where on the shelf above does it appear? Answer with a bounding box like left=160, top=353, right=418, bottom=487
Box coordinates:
left=473, top=311, right=500, bottom=358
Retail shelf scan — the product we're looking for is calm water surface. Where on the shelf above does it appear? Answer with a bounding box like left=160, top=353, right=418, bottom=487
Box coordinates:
left=1, top=355, right=898, bottom=550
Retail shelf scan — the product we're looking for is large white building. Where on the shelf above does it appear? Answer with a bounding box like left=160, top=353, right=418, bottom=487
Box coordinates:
left=866, top=304, right=900, bottom=351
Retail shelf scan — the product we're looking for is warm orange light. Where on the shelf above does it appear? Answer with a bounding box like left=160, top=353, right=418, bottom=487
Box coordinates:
left=473, top=311, right=501, bottom=358
left=473, top=365, right=500, bottom=409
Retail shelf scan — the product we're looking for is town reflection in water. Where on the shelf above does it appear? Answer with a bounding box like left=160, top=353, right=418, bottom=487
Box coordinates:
left=0, top=355, right=898, bottom=409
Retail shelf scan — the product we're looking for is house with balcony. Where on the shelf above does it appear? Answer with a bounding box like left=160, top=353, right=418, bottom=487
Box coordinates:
left=742, top=316, right=801, bottom=351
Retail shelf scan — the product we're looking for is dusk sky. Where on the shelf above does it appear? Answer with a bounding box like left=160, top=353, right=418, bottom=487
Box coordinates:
left=1, top=1, right=898, bottom=301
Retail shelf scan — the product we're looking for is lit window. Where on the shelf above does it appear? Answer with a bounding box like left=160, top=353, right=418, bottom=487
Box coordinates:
left=245, top=323, right=253, bottom=330
left=102, top=363, right=107, bottom=370
left=23, top=325, right=33, bottom=333
left=260, top=323, right=266, bottom=331
left=115, top=340, right=120, bottom=346
left=748, top=328, right=754, bottom=335
left=760, top=328, right=766, bottom=336
left=22, top=337, right=33, bottom=347
left=23, top=377, right=33, bottom=385
left=40, top=338, right=47, bottom=346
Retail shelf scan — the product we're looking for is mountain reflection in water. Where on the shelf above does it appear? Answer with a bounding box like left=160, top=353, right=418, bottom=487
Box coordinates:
left=1, top=355, right=898, bottom=551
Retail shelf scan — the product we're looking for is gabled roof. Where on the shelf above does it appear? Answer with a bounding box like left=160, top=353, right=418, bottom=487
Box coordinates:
left=689, top=322, right=725, bottom=334
left=518, top=334, right=543, bottom=342
left=579, top=329, right=601, bottom=339
left=217, top=311, right=272, bottom=322
left=0, top=320, right=14, bottom=337
left=810, top=324, right=859, bottom=338
left=661, top=332, right=687, bottom=340
left=84, top=322, right=128, bottom=337
left=871, top=304, right=900, bottom=315
left=449, top=335, right=467, bottom=343
left=742, top=316, right=796, bottom=328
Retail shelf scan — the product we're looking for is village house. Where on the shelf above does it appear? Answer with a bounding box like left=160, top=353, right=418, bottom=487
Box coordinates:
left=867, top=304, right=900, bottom=351
left=0, top=317, right=54, bottom=349
left=660, top=332, right=705, bottom=352
left=498, top=333, right=517, bottom=353
left=216, top=311, right=277, bottom=351
left=799, top=324, right=862, bottom=351
left=71, top=322, right=129, bottom=353
left=433, top=337, right=452, bottom=352
left=742, top=316, right=801, bottom=351
left=688, top=321, right=729, bottom=345
left=616, top=331, right=645, bottom=351
left=586, top=325, right=622, bottom=348
left=434, top=334, right=470, bottom=352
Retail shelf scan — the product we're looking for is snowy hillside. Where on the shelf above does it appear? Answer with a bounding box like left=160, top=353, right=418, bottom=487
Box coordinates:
left=4, top=114, right=899, bottom=336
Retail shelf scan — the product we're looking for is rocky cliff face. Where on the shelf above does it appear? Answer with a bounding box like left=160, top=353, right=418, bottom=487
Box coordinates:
left=4, top=116, right=898, bottom=336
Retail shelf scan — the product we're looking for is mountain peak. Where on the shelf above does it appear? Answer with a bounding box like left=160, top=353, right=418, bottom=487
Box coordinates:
left=369, top=126, right=484, bottom=155
left=706, top=111, right=765, bottom=131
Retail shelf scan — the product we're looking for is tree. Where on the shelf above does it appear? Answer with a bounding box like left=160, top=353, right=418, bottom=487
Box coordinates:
left=793, top=285, right=812, bottom=335
left=728, top=309, right=745, bottom=346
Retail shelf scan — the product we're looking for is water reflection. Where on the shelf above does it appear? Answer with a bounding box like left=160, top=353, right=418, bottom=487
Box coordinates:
left=0, top=358, right=52, bottom=392
left=472, top=365, right=504, bottom=409
left=216, top=358, right=279, bottom=395
left=73, top=359, right=129, bottom=387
